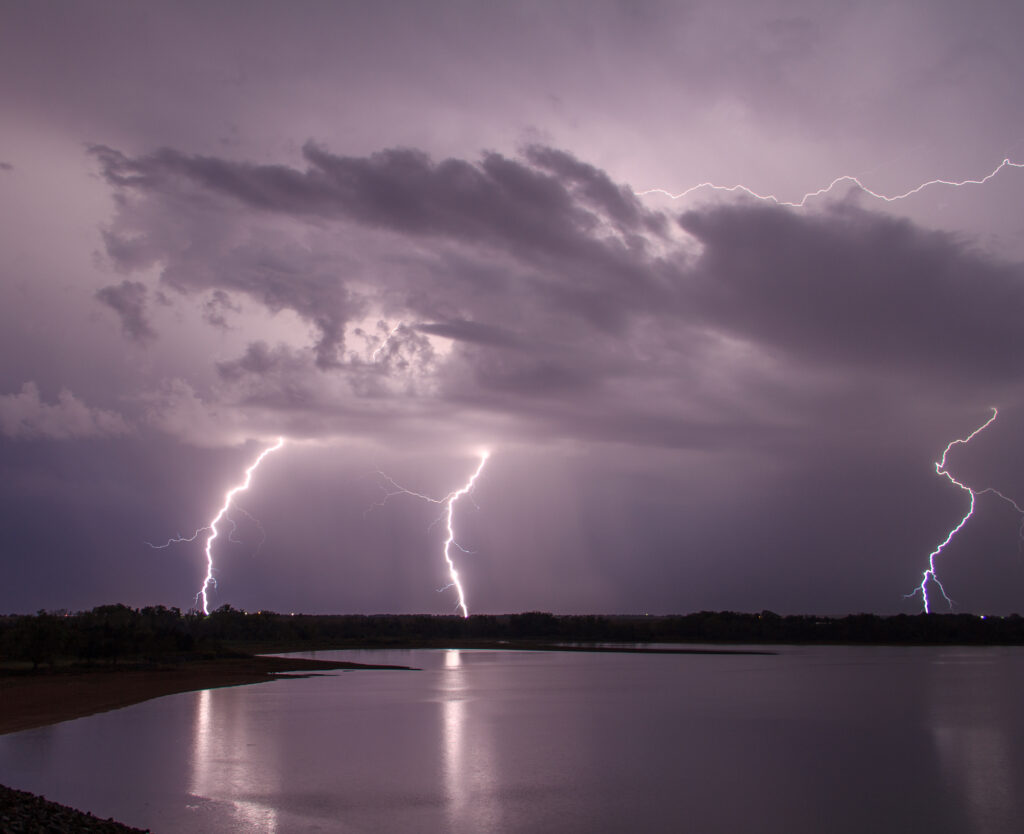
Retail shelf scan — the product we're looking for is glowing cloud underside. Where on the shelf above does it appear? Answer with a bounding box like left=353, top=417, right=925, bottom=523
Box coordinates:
left=377, top=451, right=490, bottom=617
left=636, top=158, right=1024, bottom=207
left=909, top=409, right=1024, bottom=612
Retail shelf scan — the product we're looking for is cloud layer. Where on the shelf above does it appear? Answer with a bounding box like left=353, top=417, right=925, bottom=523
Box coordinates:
left=0, top=382, right=130, bottom=440
left=89, top=142, right=1023, bottom=454
left=5, top=0, right=1024, bottom=616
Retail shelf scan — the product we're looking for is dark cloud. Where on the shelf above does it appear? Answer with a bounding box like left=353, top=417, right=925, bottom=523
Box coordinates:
left=0, top=382, right=129, bottom=440
left=524, top=145, right=661, bottom=233
left=89, top=142, right=685, bottom=393
left=202, top=289, right=240, bottom=329
left=0, top=162, right=12, bottom=172
left=216, top=341, right=283, bottom=381
left=414, top=320, right=524, bottom=349
left=6, top=0, right=1024, bottom=618
left=87, top=140, right=1024, bottom=455
left=91, top=142, right=670, bottom=322
left=472, top=355, right=598, bottom=397
left=215, top=347, right=324, bottom=412
left=91, top=139, right=665, bottom=259
left=680, top=203, right=1024, bottom=383
left=95, top=279, right=156, bottom=344
left=93, top=147, right=363, bottom=367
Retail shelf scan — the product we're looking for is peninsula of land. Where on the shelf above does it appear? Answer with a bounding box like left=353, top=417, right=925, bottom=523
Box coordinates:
left=0, top=654, right=410, bottom=736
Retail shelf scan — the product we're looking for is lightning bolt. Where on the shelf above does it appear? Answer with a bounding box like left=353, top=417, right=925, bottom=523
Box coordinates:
left=197, top=437, right=285, bottom=615
left=371, top=321, right=404, bottom=362
left=637, top=155, right=1024, bottom=609
left=440, top=452, right=490, bottom=618
left=909, top=409, right=1024, bottom=612
left=150, top=437, right=285, bottom=614
left=636, top=158, right=1024, bottom=208
left=375, top=451, right=490, bottom=617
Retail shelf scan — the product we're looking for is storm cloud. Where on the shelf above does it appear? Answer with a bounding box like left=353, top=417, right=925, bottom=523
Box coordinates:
left=4, top=0, right=1024, bottom=616
left=86, top=141, right=1024, bottom=451
left=95, top=280, right=156, bottom=344
left=0, top=382, right=130, bottom=440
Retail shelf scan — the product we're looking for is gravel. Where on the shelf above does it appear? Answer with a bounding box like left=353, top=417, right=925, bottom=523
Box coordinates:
left=0, top=784, right=149, bottom=833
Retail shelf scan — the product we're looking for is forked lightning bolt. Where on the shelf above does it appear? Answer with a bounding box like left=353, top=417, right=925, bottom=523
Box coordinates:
left=636, top=158, right=1024, bottom=208
left=910, top=409, right=1024, bottom=612
left=150, top=437, right=284, bottom=614
left=196, top=437, right=284, bottom=614
left=376, top=451, right=490, bottom=617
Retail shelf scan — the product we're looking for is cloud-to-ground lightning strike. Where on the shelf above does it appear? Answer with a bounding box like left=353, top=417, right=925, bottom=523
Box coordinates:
left=440, top=452, right=490, bottom=618
left=636, top=158, right=1024, bottom=208
left=150, top=437, right=284, bottom=614
left=909, top=409, right=1024, bottom=612
left=375, top=451, right=490, bottom=617
left=196, top=437, right=285, bottom=615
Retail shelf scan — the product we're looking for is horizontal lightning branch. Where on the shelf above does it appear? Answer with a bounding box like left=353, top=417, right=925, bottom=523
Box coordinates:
left=146, top=528, right=208, bottom=549
left=636, top=158, right=1024, bottom=208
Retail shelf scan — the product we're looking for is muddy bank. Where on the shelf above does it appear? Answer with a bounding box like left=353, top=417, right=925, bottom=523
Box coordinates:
left=0, top=655, right=410, bottom=736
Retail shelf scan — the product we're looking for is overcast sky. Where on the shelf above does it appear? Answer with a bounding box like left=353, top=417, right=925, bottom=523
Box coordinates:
left=4, top=0, right=1024, bottom=616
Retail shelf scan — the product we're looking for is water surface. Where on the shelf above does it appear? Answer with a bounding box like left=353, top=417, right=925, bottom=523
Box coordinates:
left=2, top=646, right=1023, bottom=833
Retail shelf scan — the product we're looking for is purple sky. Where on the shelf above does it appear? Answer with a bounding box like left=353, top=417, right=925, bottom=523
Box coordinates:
left=4, top=0, right=1024, bottom=615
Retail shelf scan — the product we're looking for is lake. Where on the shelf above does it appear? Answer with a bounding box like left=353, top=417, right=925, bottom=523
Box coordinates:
left=2, top=646, right=1024, bottom=833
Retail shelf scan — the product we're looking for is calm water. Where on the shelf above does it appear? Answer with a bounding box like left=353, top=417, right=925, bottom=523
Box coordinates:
left=2, top=646, right=1024, bottom=833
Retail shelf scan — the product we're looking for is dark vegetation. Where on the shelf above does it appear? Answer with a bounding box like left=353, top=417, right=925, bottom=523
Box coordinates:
left=4, top=604, right=1024, bottom=669
left=0, top=784, right=149, bottom=833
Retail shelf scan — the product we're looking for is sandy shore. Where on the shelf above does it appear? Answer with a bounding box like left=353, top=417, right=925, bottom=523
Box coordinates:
left=0, top=655, right=410, bottom=736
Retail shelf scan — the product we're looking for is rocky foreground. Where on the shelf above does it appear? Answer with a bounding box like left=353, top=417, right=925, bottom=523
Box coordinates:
left=0, top=784, right=148, bottom=833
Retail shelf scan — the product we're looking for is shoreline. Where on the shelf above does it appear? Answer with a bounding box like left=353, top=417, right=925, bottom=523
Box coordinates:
left=0, top=643, right=768, bottom=736
left=0, top=655, right=410, bottom=831
left=0, top=655, right=410, bottom=736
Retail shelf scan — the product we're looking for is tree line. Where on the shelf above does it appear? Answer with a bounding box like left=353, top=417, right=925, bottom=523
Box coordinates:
left=4, top=604, right=1024, bottom=669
